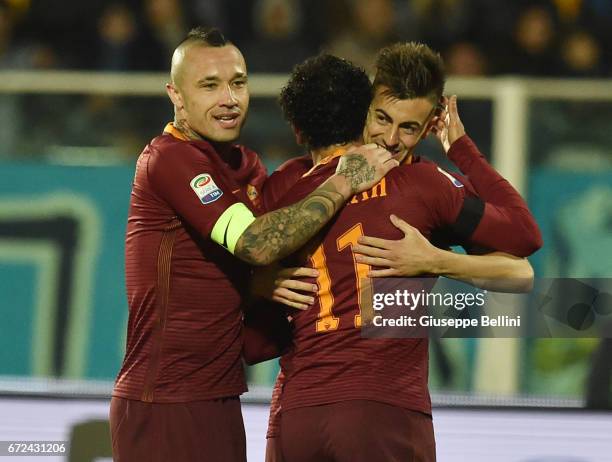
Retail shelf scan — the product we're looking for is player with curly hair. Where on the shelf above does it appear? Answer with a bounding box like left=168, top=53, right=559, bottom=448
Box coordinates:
left=251, top=49, right=541, bottom=461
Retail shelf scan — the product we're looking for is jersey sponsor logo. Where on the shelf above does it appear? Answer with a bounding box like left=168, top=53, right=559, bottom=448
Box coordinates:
left=437, top=167, right=464, bottom=188
left=190, top=173, right=224, bottom=204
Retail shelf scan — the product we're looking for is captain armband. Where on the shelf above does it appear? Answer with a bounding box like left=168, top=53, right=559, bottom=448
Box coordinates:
left=211, top=203, right=256, bottom=254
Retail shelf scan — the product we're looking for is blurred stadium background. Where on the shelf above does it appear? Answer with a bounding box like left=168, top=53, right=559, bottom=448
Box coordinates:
left=0, top=0, right=611, bottom=460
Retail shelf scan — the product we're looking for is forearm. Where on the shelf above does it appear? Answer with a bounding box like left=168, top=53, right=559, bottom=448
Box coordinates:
left=430, top=249, right=534, bottom=293
left=234, top=174, right=351, bottom=265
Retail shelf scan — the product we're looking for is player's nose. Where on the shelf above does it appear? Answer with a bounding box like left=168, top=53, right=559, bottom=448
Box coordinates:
left=219, top=84, right=238, bottom=107
left=383, top=130, right=399, bottom=152
left=383, top=139, right=399, bottom=154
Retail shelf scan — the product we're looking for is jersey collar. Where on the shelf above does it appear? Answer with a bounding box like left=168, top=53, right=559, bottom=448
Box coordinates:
left=163, top=122, right=190, bottom=141
left=302, top=147, right=347, bottom=178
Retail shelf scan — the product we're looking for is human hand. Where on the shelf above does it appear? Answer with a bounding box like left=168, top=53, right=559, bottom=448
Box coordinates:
left=251, top=264, right=318, bottom=310
left=353, top=215, right=442, bottom=277
left=431, top=95, right=465, bottom=154
left=335, top=143, right=398, bottom=195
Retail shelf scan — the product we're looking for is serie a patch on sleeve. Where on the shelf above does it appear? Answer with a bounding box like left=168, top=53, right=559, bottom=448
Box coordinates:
left=437, top=166, right=464, bottom=188
left=190, top=173, right=224, bottom=204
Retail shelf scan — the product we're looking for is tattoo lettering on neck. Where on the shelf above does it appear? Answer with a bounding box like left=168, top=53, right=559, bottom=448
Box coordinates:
left=174, top=119, right=204, bottom=141
left=336, top=153, right=376, bottom=194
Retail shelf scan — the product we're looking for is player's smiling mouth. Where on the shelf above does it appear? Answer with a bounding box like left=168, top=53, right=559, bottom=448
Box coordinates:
left=213, top=112, right=240, bottom=128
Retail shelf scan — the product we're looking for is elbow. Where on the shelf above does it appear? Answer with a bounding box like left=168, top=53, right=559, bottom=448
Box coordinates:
left=241, top=254, right=275, bottom=266
left=242, top=347, right=268, bottom=366
left=511, top=215, right=544, bottom=257
left=242, top=326, right=282, bottom=366
left=523, top=219, right=543, bottom=256
left=514, top=235, right=542, bottom=258
left=242, top=348, right=258, bottom=366
left=253, top=254, right=277, bottom=266
left=234, top=238, right=277, bottom=266
left=533, top=231, right=543, bottom=253
left=242, top=306, right=291, bottom=365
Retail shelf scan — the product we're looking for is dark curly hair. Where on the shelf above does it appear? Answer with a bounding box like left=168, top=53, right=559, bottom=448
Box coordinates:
left=279, top=54, right=372, bottom=149
left=374, top=42, right=445, bottom=104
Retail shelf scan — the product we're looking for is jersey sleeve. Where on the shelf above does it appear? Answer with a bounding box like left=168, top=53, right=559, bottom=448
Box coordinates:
left=447, top=135, right=543, bottom=256
left=414, top=165, right=540, bottom=257
left=146, top=143, right=239, bottom=238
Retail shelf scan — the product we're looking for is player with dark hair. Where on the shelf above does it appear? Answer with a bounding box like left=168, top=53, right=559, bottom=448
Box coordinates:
left=374, top=41, right=446, bottom=101
left=278, top=54, right=373, bottom=150
left=357, top=41, right=541, bottom=278
left=109, top=26, right=397, bottom=462
left=253, top=49, right=541, bottom=461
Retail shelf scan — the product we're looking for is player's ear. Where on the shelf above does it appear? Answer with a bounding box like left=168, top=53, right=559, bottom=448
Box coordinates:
left=420, top=120, right=435, bottom=140
left=166, top=83, right=183, bottom=110
left=422, top=98, right=444, bottom=140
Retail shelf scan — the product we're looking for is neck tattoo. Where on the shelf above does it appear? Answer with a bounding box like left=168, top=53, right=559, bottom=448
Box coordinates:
left=174, top=119, right=204, bottom=141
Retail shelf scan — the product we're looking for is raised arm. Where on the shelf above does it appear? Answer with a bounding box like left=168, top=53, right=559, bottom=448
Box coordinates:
left=433, top=95, right=542, bottom=256
left=149, top=141, right=396, bottom=266
left=232, top=145, right=397, bottom=265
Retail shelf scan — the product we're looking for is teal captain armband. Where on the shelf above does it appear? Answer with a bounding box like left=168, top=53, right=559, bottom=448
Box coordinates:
left=211, top=202, right=256, bottom=254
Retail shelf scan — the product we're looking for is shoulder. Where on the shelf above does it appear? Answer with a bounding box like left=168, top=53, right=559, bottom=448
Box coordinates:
left=148, top=134, right=217, bottom=168
left=149, top=134, right=195, bottom=158
left=236, top=144, right=262, bottom=164
left=267, top=154, right=312, bottom=188
left=149, top=133, right=189, bottom=153
left=407, top=158, right=466, bottom=188
left=385, top=160, right=435, bottom=184
left=262, top=155, right=312, bottom=210
left=385, top=160, right=465, bottom=206
left=275, top=154, right=312, bottom=175
left=235, top=144, right=268, bottom=176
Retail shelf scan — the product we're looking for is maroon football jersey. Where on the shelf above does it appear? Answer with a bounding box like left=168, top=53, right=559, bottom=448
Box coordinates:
left=261, top=137, right=541, bottom=258
left=261, top=135, right=542, bottom=435
left=113, top=124, right=267, bottom=403
left=274, top=156, right=466, bottom=414
left=445, top=135, right=542, bottom=255
left=261, top=153, right=312, bottom=212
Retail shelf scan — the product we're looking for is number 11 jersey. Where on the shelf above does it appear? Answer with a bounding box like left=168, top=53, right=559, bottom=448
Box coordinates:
left=271, top=153, right=479, bottom=415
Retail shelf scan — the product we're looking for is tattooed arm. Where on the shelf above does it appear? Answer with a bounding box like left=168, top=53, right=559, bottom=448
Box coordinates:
left=235, top=144, right=397, bottom=266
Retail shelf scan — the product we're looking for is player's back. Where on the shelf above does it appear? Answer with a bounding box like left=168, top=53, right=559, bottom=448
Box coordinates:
left=273, top=157, right=467, bottom=415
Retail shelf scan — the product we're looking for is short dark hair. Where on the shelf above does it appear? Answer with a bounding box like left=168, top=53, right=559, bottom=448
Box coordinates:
left=373, top=42, right=445, bottom=103
left=279, top=54, right=372, bottom=149
left=181, top=26, right=229, bottom=48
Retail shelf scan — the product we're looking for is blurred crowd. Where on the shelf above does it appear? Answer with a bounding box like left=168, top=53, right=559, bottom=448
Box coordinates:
left=1, top=0, right=611, bottom=77
left=1, top=0, right=611, bottom=164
